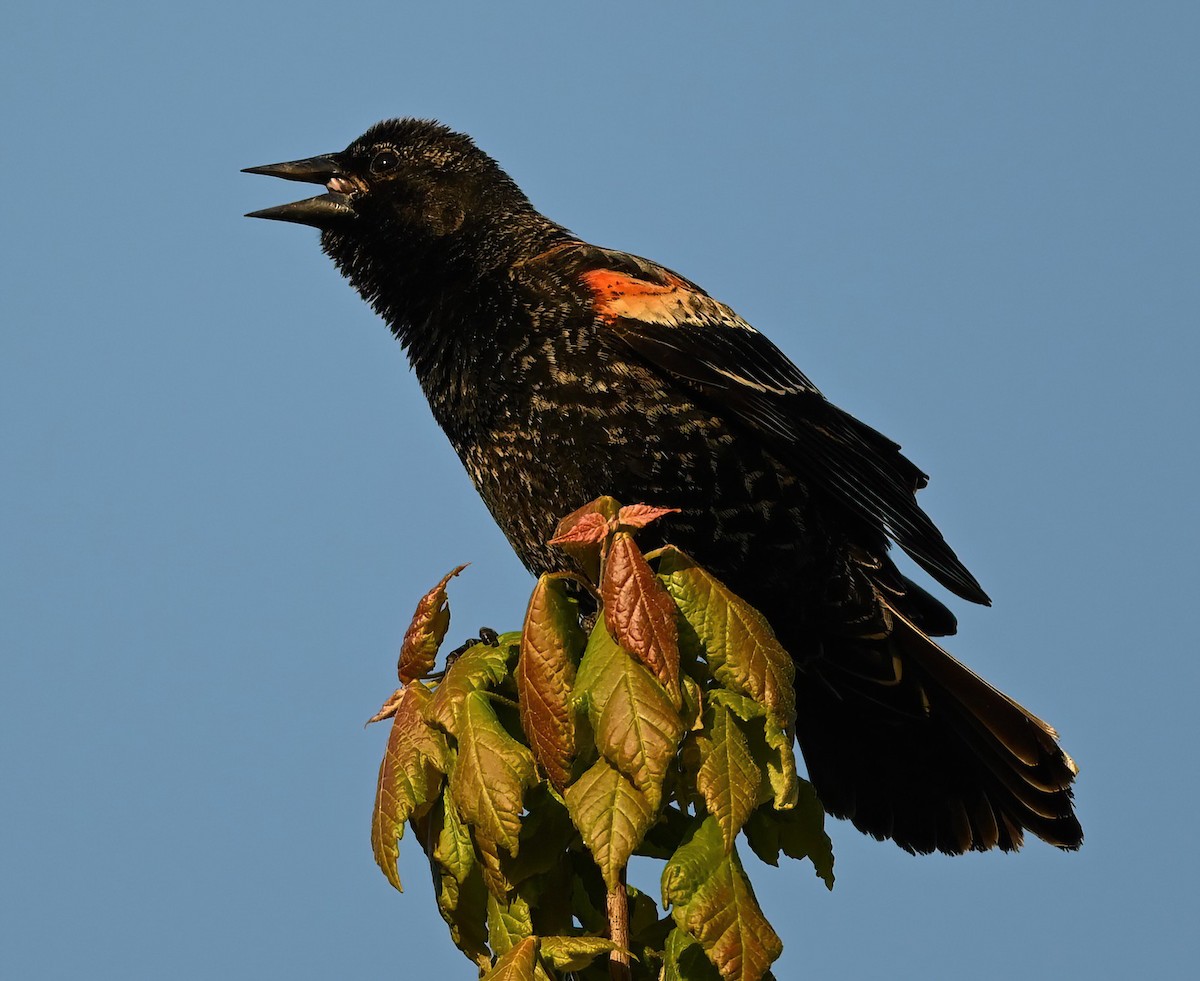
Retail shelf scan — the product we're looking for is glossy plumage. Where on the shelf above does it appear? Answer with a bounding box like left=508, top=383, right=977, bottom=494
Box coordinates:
left=246, top=118, right=1082, bottom=854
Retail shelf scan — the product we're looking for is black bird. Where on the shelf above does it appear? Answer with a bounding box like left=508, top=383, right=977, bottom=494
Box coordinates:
left=245, top=119, right=1081, bottom=855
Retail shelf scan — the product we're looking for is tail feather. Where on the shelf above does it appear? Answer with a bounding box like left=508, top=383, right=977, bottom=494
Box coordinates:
left=966, top=793, right=1001, bottom=851
left=892, top=608, right=1069, bottom=770
left=792, top=601, right=1082, bottom=855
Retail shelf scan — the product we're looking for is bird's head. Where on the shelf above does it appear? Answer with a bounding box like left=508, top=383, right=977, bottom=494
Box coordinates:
left=245, top=119, right=558, bottom=312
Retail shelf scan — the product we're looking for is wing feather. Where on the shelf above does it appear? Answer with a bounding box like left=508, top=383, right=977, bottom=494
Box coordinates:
left=573, top=247, right=990, bottom=605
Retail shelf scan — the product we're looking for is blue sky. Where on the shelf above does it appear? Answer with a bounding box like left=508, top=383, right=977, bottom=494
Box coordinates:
left=2, top=3, right=1197, bottom=978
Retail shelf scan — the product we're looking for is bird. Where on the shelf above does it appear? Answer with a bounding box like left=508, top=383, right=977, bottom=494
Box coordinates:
left=245, top=118, right=1081, bottom=855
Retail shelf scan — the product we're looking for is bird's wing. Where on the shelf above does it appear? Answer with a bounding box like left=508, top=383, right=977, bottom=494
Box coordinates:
left=562, top=244, right=989, bottom=605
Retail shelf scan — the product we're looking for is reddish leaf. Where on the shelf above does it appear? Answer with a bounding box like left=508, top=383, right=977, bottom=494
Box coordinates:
left=517, top=575, right=584, bottom=790
left=371, top=684, right=449, bottom=890
left=617, top=503, right=680, bottom=530
left=547, top=510, right=610, bottom=546
left=602, top=531, right=682, bottom=706
left=399, top=565, right=466, bottom=684
left=553, top=496, right=620, bottom=534
left=547, top=497, right=620, bottom=582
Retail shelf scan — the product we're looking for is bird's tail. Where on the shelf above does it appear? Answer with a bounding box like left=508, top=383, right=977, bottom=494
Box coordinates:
left=793, top=602, right=1082, bottom=854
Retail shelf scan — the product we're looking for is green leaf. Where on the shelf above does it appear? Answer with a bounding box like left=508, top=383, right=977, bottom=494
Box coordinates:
left=663, top=928, right=723, bottom=981
left=743, top=784, right=835, bottom=890
left=524, top=870, right=575, bottom=940
left=437, top=870, right=491, bottom=969
left=449, top=690, right=538, bottom=856
left=696, top=704, right=762, bottom=852
left=487, top=889, right=533, bottom=957
left=505, top=786, right=578, bottom=886
left=603, top=531, right=682, bottom=705
left=627, top=893, right=676, bottom=976
left=662, top=815, right=725, bottom=911
left=420, top=802, right=491, bottom=969
left=474, top=826, right=515, bottom=899
left=628, top=886, right=673, bottom=952
left=517, top=574, right=584, bottom=789
left=663, top=817, right=782, bottom=981
left=425, top=642, right=512, bottom=734
left=636, top=805, right=694, bottom=861
left=538, top=936, right=622, bottom=972
left=563, top=758, right=655, bottom=889
left=375, top=521, right=843, bottom=976
left=709, top=690, right=798, bottom=810
left=371, top=683, right=448, bottom=890
left=658, top=548, right=796, bottom=735
left=398, top=565, right=466, bottom=684
left=431, top=790, right=476, bottom=884
left=681, top=674, right=705, bottom=732
left=686, top=847, right=781, bottom=981
left=574, top=624, right=683, bottom=809
left=481, top=936, right=538, bottom=981
left=569, top=851, right=610, bottom=935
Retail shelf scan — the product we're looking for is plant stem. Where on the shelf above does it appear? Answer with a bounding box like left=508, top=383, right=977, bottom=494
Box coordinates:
left=607, top=868, right=632, bottom=981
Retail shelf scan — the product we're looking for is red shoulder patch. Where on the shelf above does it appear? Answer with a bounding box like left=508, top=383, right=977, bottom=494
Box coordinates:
left=581, top=269, right=696, bottom=326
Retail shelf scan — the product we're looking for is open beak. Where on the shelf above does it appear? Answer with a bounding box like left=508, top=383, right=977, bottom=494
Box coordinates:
left=243, top=153, right=355, bottom=227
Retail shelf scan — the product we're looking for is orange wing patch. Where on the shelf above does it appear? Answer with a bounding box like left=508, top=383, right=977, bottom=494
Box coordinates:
left=581, top=269, right=697, bottom=326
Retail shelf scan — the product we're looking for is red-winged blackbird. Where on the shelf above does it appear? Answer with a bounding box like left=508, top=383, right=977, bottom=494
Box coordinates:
left=245, top=119, right=1081, bottom=855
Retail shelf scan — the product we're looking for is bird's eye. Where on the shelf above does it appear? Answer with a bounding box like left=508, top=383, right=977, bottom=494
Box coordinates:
left=369, top=148, right=400, bottom=175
